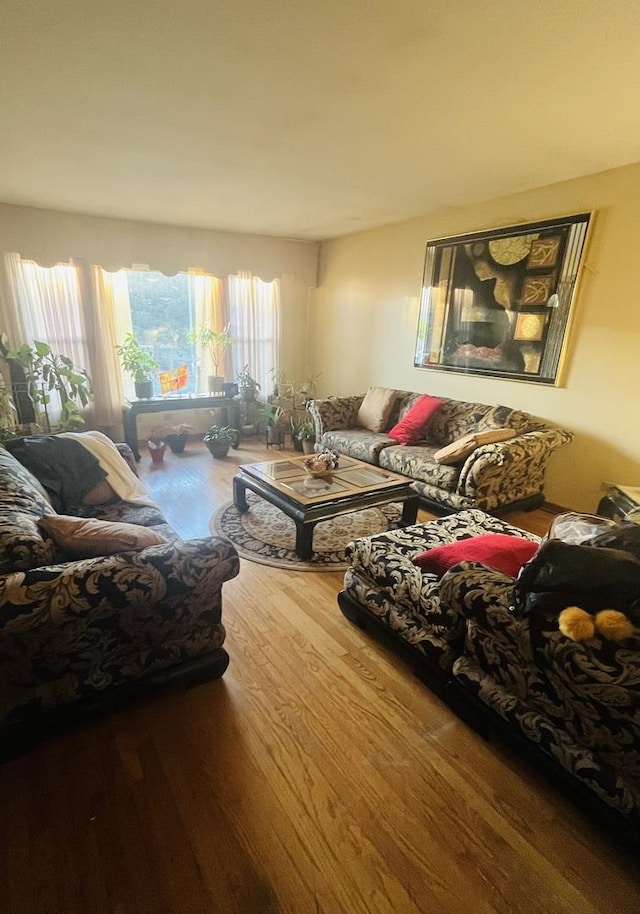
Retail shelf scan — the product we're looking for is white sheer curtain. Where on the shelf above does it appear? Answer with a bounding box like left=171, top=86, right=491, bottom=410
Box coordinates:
left=90, top=268, right=132, bottom=423
left=188, top=271, right=226, bottom=392
left=227, top=271, right=280, bottom=395
left=4, top=253, right=88, bottom=425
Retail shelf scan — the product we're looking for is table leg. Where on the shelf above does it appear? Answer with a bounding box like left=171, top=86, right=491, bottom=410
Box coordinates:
left=294, top=521, right=315, bottom=561
left=401, top=495, right=419, bottom=526
left=123, top=408, right=141, bottom=461
left=233, top=476, right=249, bottom=512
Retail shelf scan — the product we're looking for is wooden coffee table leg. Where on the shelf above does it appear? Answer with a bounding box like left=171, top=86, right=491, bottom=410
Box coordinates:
left=294, top=521, right=315, bottom=560
left=233, top=476, right=249, bottom=513
left=401, top=495, right=419, bottom=526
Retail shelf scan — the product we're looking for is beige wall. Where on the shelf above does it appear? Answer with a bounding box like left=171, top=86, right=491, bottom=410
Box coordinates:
left=312, top=164, right=640, bottom=513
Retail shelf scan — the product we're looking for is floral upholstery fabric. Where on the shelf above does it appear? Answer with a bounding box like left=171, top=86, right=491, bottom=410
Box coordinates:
left=308, top=391, right=572, bottom=512
left=344, top=509, right=538, bottom=671
left=0, top=448, right=59, bottom=574
left=0, top=443, right=240, bottom=730
left=440, top=563, right=640, bottom=830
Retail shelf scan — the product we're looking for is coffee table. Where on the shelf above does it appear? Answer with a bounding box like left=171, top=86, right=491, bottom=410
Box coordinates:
left=233, top=454, right=419, bottom=561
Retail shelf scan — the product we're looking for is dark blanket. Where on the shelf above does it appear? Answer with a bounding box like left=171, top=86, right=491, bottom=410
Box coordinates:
left=5, top=436, right=106, bottom=513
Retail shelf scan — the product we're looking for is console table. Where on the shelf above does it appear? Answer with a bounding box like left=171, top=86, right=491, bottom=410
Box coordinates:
left=123, top=395, right=241, bottom=460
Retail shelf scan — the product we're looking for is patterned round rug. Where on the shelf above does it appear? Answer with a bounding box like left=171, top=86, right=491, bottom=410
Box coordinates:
left=210, top=492, right=402, bottom=571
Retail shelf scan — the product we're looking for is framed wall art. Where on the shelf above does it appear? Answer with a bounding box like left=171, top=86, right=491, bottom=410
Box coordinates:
left=413, top=212, right=592, bottom=385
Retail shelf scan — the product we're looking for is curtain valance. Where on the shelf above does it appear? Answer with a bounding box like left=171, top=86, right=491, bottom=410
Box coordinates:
left=0, top=204, right=319, bottom=287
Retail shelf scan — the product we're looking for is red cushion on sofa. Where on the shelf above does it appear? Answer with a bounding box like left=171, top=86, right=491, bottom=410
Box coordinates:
left=388, top=395, right=442, bottom=445
left=412, top=533, right=539, bottom=577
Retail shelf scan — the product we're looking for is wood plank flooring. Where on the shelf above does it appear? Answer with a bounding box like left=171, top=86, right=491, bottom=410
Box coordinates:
left=1, top=438, right=638, bottom=914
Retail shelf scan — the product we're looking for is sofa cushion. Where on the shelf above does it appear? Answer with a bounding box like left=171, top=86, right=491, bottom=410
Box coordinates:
left=0, top=446, right=58, bottom=574
left=320, top=429, right=395, bottom=466
left=356, top=387, right=398, bottom=433
left=379, top=444, right=461, bottom=488
left=434, top=428, right=516, bottom=465
left=413, top=533, right=539, bottom=577
left=388, top=395, right=442, bottom=445
left=38, top=514, right=169, bottom=558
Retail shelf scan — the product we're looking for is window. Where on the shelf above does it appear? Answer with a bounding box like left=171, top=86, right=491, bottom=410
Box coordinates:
left=125, top=271, right=197, bottom=395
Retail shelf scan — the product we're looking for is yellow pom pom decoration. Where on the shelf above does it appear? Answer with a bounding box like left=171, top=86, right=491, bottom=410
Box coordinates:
left=558, top=607, right=595, bottom=641
left=594, top=610, right=635, bottom=642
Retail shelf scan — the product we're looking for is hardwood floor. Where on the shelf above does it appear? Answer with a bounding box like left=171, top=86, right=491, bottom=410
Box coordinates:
left=1, top=439, right=638, bottom=914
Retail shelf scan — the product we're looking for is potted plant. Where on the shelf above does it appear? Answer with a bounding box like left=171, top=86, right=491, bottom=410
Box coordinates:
left=294, top=418, right=316, bottom=454
left=260, top=403, right=287, bottom=446
left=147, top=428, right=166, bottom=464
left=186, top=323, right=234, bottom=394
left=236, top=365, right=261, bottom=402
left=115, top=333, right=160, bottom=399
left=0, top=336, right=93, bottom=432
left=165, top=422, right=192, bottom=454
left=203, top=424, right=237, bottom=459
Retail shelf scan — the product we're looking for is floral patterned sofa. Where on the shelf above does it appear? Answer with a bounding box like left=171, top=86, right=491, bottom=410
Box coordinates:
left=339, top=509, right=640, bottom=841
left=0, top=441, right=239, bottom=750
left=307, top=391, right=573, bottom=513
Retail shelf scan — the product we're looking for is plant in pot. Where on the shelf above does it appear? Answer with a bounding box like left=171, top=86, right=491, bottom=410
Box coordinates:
left=115, top=333, right=160, bottom=399
left=186, top=323, right=234, bottom=394
left=165, top=422, right=192, bottom=454
left=236, top=365, right=261, bottom=402
left=294, top=418, right=316, bottom=454
left=260, top=403, right=287, bottom=446
left=147, top=428, right=166, bottom=464
left=0, top=335, right=93, bottom=432
left=203, top=424, right=237, bottom=459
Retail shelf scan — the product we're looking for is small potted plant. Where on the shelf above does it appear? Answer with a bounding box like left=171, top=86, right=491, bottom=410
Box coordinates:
left=236, top=365, right=261, bottom=402
left=203, top=424, right=237, bottom=459
left=295, top=418, right=316, bottom=455
left=115, top=333, right=160, bottom=399
left=164, top=422, right=192, bottom=454
left=147, top=428, right=166, bottom=463
left=260, top=403, right=287, bottom=446
left=186, top=323, right=234, bottom=394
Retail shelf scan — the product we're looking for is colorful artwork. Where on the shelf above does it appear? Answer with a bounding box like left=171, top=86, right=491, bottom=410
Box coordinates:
left=413, top=213, right=592, bottom=385
left=159, top=366, right=189, bottom=394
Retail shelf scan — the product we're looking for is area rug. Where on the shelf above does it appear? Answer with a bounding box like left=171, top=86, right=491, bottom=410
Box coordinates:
left=210, top=491, right=402, bottom=571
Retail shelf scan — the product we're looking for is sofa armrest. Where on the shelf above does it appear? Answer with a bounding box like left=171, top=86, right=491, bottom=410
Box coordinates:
left=306, top=396, right=364, bottom=441
left=0, top=536, right=240, bottom=635
left=457, top=427, right=573, bottom=511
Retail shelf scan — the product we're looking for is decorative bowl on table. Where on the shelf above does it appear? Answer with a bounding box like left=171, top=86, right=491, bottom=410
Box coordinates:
left=303, top=453, right=337, bottom=478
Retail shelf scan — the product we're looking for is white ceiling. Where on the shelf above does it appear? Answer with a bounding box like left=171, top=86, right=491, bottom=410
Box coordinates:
left=1, top=0, right=638, bottom=241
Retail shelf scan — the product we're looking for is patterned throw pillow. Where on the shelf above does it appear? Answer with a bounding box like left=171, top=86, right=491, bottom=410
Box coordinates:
left=356, top=387, right=399, bottom=433
left=388, top=395, right=443, bottom=445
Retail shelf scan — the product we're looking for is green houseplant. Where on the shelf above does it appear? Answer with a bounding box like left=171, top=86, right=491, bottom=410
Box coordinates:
left=260, top=403, right=287, bottom=446
left=115, top=333, right=160, bottom=399
left=203, top=424, right=237, bottom=459
left=0, top=336, right=92, bottom=432
left=294, top=418, right=316, bottom=454
left=186, top=323, right=234, bottom=394
left=236, top=365, right=261, bottom=402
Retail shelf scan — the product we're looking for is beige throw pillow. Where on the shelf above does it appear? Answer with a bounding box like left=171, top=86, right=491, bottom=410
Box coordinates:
left=38, top=514, right=168, bottom=558
left=434, top=428, right=516, bottom=465
left=356, top=387, right=398, bottom=433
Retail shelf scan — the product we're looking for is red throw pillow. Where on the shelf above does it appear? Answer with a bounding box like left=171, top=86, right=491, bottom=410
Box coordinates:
left=388, top=395, right=442, bottom=445
left=412, top=533, right=539, bottom=578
